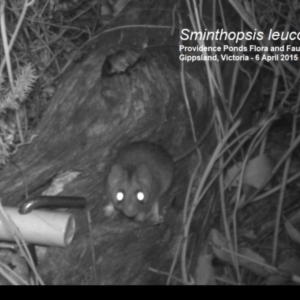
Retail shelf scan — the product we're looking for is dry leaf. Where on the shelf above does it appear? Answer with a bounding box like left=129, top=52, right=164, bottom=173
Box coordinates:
left=195, top=254, right=216, bottom=285
left=211, top=229, right=270, bottom=277
left=42, top=171, right=81, bottom=195
left=239, top=248, right=269, bottom=277
left=225, top=162, right=241, bottom=188
left=113, top=0, right=131, bottom=17
left=225, top=155, right=273, bottom=189
left=211, top=229, right=231, bottom=262
left=288, top=209, right=300, bottom=223
left=243, top=155, right=273, bottom=189
left=243, top=230, right=257, bottom=240
left=267, top=258, right=300, bottom=285
left=285, top=219, right=300, bottom=245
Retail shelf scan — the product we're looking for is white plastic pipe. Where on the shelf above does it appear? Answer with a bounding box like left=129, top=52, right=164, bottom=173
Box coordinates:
left=0, top=207, right=75, bottom=247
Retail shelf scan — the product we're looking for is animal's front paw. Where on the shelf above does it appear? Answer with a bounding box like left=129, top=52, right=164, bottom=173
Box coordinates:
left=103, top=203, right=116, bottom=217
left=151, top=201, right=163, bottom=225
left=152, top=213, right=163, bottom=225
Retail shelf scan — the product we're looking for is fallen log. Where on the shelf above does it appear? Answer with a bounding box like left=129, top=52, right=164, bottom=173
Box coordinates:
left=0, top=0, right=214, bottom=284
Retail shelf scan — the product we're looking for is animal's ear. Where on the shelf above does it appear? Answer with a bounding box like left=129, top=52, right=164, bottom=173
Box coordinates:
left=136, top=165, right=152, bottom=187
left=108, top=165, right=126, bottom=187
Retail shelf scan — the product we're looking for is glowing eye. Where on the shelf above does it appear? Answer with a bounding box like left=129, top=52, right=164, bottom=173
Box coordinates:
left=116, top=192, right=124, bottom=201
left=136, top=192, right=144, bottom=201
